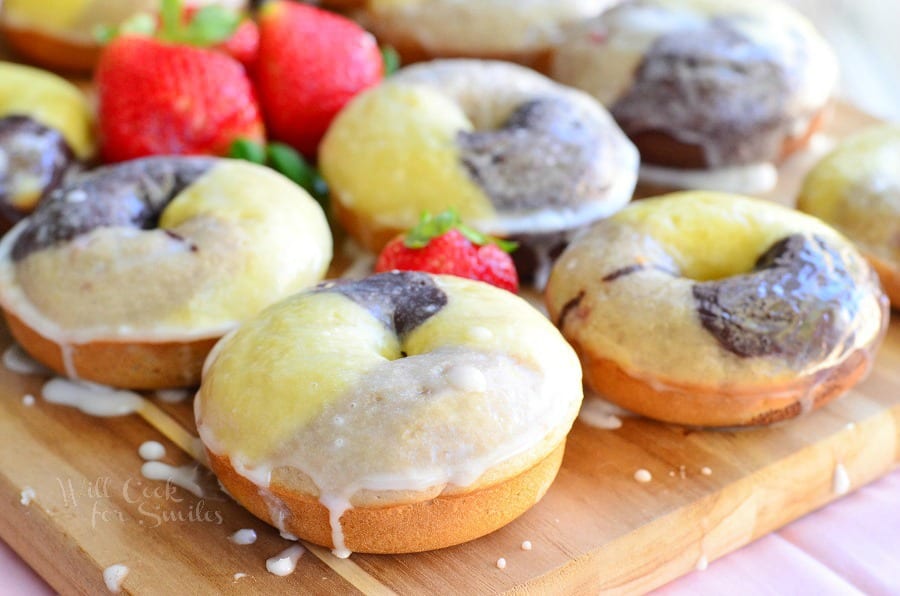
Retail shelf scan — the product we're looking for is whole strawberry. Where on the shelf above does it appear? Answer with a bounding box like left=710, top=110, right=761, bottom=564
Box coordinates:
left=95, top=1, right=264, bottom=163
left=375, top=210, right=520, bottom=293
left=256, top=1, right=383, bottom=157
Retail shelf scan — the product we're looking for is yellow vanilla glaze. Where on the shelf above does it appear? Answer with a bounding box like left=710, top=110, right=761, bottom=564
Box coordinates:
left=319, top=83, right=495, bottom=230
left=200, top=293, right=400, bottom=461
left=5, top=160, right=331, bottom=339
left=612, top=192, right=841, bottom=281
left=0, top=62, right=94, bottom=159
left=197, top=275, right=582, bottom=467
left=158, top=161, right=332, bottom=329
left=798, top=126, right=900, bottom=266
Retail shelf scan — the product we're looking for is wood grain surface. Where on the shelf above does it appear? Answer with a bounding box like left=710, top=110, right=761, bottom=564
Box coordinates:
left=0, top=104, right=897, bottom=595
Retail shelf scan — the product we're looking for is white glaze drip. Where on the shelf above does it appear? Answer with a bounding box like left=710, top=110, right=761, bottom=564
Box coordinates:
left=701, top=466, right=712, bottom=476
left=321, top=494, right=352, bottom=559
left=229, top=529, right=257, bottom=545
left=578, top=396, right=625, bottom=430
left=2, top=344, right=50, bottom=376
left=42, top=378, right=143, bottom=417
left=154, top=389, right=191, bottom=403
left=639, top=162, right=778, bottom=194
left=21, top=394, right=35, bottom=406
left=233, top=572, right=248, bottom=581
left=634, top=469, right=652, bottom=483
left=20, top=487, right=35, bottom=505
left=279, top=531, right=298, bottom=541
left=259, top=489, right=289, bottom=533
left=696, top=554, right=709, bottom=571
left=467, top=326, right=493, bottom=342
left=266, top=544, right=305, bottom=577
left=140, top=462, right=204, bottom=498
left=60, top=344, right=78, bottom=379
left=138, top=441, right=166, bottom=462
left=521, top=540, right=533, bottom=551
left=496, top=557, right=507, bottom=570
left=832, top=463, right=850, bottom=496
left=446, top=364, right=487, bottom=393
left=103, top=564, right=129, bottom=594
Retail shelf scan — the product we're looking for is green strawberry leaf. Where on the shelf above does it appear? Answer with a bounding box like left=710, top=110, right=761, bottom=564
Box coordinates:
left=96, top=0, right=239, bottom=45
left=403, top=209, right=518, bottom=252
left=228, top=138, right=267, bottom=164
left=265, top=143, right=330, bottom=208
left=93, top=12, right=156, bottom=44
left=183, top=6, right=241, bottom=45
left=160, top=0, right=182, bottom=38
left=381, top=45, right=401, bottom=76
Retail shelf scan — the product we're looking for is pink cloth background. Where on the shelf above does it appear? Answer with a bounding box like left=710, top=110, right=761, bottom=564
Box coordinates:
left=3, top=468, right=898, bottom=593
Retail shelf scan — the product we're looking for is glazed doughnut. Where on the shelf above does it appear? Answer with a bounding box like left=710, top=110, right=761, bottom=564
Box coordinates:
left=550, top=0, right=838, bottom=193
left=347, top=0, right=613, bottom=68
left=545, top=192, right=888, bottom=427
left=320, top=59, right=638, bottom=284
left=0, top=0, right=248, bottom=72
left=798, top=126, right=900, bottom=307
left=196, top=271, right=583, bottom=555
left=0, top=156, right=331, bottom=389
left=0, top=62, right=94, bottom=228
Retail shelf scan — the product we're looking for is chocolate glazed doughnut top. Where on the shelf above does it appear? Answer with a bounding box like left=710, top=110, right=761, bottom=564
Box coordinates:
left=11, top=156, right=214, bottom=260
left=0, top=115, right=77, bottom=222
left=551, top=0, right=838, bottom=169
left=0, top=156, right=333, bottom=340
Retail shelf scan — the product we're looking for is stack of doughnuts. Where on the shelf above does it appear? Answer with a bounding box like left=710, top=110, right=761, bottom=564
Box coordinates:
left=0, top=156, right=332, bottom=389
left=196, top=271, right=583, bottom=555
left=320, top=59, right=639, bottom=284
left=0, top=62, right=94, bottom=228
left=549, top=0, right=838, bottom=193
left=546, top=192, right=888, bottom=427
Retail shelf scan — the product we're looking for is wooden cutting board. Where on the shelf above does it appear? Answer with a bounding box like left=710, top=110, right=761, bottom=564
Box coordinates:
left=0, top=103, right=897, bottom=595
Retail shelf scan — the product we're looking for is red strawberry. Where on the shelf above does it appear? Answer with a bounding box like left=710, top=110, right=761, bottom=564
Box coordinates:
left=179, top=6, right=259, bottom=70
left=256, top=1, right=383, bottom=157
left=95, top=0, right=264, bottom=162
left=96, top=37, right=264, bottom=162
left=217, top=18, right=259, bottom=72
left=375, top=210, right=520, bottom=293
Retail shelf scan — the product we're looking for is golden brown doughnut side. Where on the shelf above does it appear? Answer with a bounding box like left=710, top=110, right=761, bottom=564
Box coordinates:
left=376, top=35, right=554, bottom=74
left=3, top=309, right=218, bottom=389
left=866, top=253, right=900, bottom=308
left=208, top=441, right=566, bottom=554
left=1, top=25, right=99, bottom=73
left=572, top=341, right=872, bottom=428
left=631, top=107, right=830, bottom=171
left=331, top=196, right=403, bottom=254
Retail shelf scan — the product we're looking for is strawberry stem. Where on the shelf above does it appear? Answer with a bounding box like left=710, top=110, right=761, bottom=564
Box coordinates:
left=96, top=0, right=240, bottom=45
left=160, top=0, right=182, bottom=39
left=403, top=209, right=517, bottom=252
left=381, top=46, right=400, bottom=76
left=228, top=139, right=329, bottom=208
